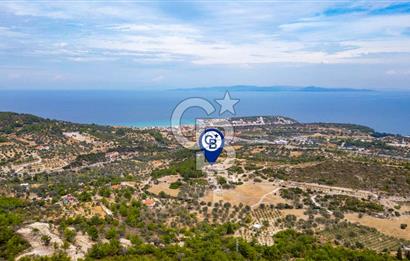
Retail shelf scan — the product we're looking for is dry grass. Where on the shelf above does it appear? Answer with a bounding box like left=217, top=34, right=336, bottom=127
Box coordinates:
left=345, top=213, right=410, bottom=240
left=290, top=151, right=303, bottom=157
left=148, top=175, right=180, bottom=197
left=202, top=182, right=284, bottom=206
left=281, top=209, right=308, bottom=220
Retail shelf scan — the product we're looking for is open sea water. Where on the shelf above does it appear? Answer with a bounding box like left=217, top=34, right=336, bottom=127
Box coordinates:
left=0, top=90, right=409, bottom=135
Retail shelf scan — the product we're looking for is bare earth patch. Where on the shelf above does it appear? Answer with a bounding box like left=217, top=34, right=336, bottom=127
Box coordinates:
left=290, top=151, right=303, bottom=157
left=263, top=193, right=288, bottom=205
left=281, top=209, right=308, bottom=220
left=202, top=182, right=283, bottom=206
left=148, top=175, right=180, bottom=197
left=16, top=222, right=91, bottom=260
left=345, top=213, right=410, bottom=240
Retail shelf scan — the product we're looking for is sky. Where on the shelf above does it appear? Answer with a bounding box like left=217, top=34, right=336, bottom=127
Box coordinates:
left=0, top=1, right=410, bottom=90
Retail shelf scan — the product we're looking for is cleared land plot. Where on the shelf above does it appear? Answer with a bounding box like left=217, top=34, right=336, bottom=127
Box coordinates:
left=148, top=175, right=180, bottom=197
left=345, top=213, right=410, bottom=240
left=281, top=208, right=309, bottom=220
left=202, top=182, right=283, bottom=206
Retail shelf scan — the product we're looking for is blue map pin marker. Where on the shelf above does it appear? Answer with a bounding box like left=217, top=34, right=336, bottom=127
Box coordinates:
left=199, top=128, right=224, bottom=164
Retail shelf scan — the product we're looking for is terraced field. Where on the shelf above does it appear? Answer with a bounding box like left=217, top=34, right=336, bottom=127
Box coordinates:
left=237, top=207, right=284, bottom=245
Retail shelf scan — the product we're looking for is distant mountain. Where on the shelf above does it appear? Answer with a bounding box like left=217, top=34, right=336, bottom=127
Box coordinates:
left=299, top=86, right=372, bottom=92
left=173, top=85, right=373, bottom=92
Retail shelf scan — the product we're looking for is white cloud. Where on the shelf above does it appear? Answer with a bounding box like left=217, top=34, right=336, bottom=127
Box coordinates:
left=109, top=23, right=199, bottom=34
left=52, top=74, right=65, bottom=80
left=78, top=30, right=410, bottom=65
left=0, top=1, right=162, bottom=23
left=1, top=0, right=410, bottom=90
left=8, top=72, right=22, bottom=79
left=1, top=2, right=71, bottom=19
left=13, top=3, right=407, bottom=66
left=67, top=56, right=117, bottom=62
left=151, top=75, right=164, bottom=82
left=386, top=69, right=410, bottom=75
left=0, top=26, right=26, bottom=38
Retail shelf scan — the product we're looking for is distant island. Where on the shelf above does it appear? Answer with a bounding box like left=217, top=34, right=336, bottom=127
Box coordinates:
left=174, top=85, right=374, bottom=92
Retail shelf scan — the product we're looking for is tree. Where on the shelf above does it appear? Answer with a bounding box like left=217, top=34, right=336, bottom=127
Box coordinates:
left=19, top=252, right=71, bottom=261
left=396, top=247, right=403, bottom=260
left=226, top=223, right=235, bottom=235
left=105, top=227, right=118, bottom=240
left=88, top=239, right=121, bottom=259
left=217, top=176, right=227, bottom=185
left=4, top=235, right=28, bottom=260
left=41, top=235, right=51, bottom=246
left=406, top=249, right=410, bottom=260
left=63, top=228, right=76, bottom=243
left=87, top=226, right=99, bottom=241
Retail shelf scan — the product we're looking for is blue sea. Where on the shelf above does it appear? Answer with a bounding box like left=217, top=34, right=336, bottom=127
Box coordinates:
left=0, top=90, right=409, bottom=135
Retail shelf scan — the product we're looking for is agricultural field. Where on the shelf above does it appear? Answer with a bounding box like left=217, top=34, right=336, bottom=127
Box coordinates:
left=321, top=222, right=408, bottom=253
left=345, top=214, right=410, bottom=240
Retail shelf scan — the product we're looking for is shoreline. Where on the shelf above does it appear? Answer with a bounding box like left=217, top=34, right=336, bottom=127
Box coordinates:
left=115, top=119, right=195, bottom=129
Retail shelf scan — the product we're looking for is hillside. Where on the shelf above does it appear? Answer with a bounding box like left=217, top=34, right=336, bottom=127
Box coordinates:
left=0, top=112, right=409, bottom=260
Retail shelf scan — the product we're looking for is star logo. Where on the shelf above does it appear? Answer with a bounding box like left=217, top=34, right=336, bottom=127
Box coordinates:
left=216, top=91, right=239, bottom=115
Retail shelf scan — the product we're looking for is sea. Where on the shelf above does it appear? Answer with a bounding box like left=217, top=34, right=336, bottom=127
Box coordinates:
left=0, top=89, right=409, bottom=136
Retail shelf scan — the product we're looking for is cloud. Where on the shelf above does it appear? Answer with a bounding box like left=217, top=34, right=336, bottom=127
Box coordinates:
left=151, top=75, right=164, bottom=82
left=1, top=1, right=410, bottom=89
left=1, top=2, right=71, bottom=19
left=52, top=74, right=65, bottom=81
left=386, top=69, right=410, bottom=75
left=109, top=23, right=199, bottom=34
left=1, top=1, right=409, bottom=66
left=8, top=72, right=22, bottom=80
left=0, top=26, right=26, bottom=38
left=78, top=29, right=410, bottom=65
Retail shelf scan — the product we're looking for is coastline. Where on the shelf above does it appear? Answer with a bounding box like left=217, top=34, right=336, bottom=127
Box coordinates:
left=114, top=119, right=196, bottom=129
left=1, top=90, right=410, bottom=135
